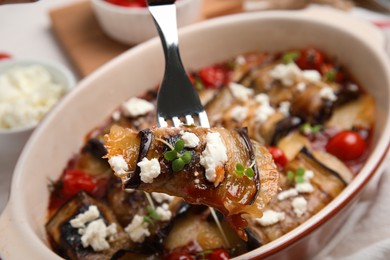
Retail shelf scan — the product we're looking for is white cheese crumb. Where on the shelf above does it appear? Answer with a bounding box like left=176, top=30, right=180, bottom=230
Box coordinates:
left=269, top=63, right=301, bottom=86
left=230, top=105, right=248, bottom=122
left=151, top=192, right=174, bottom=204
left=319, top=86, right=337, bottom=101
left=295, top=182, right=314, bottom=193
left=194, top=171, right=199, bottom=177
left=156, top=205, right=172, bottom=221
left=121, top=97, right=154, bottom=117
left=254, top=94, right=275, bottom=123
left=138, top=158, right=161, bottom=183
left=111, top=111, right=121, bottom=121
left=277, top=188, right=299, bottom=201
left=200, top=132, right=228, bottom=185
left=229, top=82, right=254, bottom=101
left=70, top=205, right=100, bottom=229
left=125, top=214, right=150, bottom=243
left=108, top=155, right=129, bottom=178
left=296, top=82, right=307, bottom=92
left=0, top=64, right=67, bottom=129
left=302, top=70, right=321, bottom=82
left=304, top=170, right=314, bottom=181
left=292, top=196, right=308, bottom=217
left=80, top=219, right=117, bottom=252
left=194, top=179, right=200, bottom=184
left=235, top=55, right=246, bottom=65
left=181, top=131, right=200, bottom=148
left=278, top=101, right=290, bottom=117
left=256, top=210, right=286, bottom=226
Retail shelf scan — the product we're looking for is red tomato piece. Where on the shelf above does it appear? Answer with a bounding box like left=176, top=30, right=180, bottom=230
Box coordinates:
left=198, top=66, right=226, bottom=89
left=165, top=252, right=195, bottom=260
left=207, top=249, right=230, bottom=260
left=326, top=131, right=366, bottom=161
left=268, top=146, right=288, bottom=168
left=62, top=169, right=98, bottom=197
left=105, top=0, right=146, bottom=7
left=0, top=52, right=11, bottom=60
left=295, top=48, right=324, bottom=71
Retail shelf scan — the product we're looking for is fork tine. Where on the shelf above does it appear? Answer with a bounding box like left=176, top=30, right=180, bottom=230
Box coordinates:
left=185, top=115, right=195, bottom=126
left=198, top=111, right=210, bottom=128
left=172, top=117, right=182, bottom=127
left=157, top=116, right=168, bottom=127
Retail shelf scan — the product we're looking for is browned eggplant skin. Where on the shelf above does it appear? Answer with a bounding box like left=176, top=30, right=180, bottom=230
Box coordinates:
left=105, top=126, right=279, bottom=220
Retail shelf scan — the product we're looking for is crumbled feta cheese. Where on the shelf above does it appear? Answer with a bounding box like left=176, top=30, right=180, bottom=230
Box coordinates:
left=235, top=55, right=246, bottom=65
left=292, top=196, right=308, bottom=217
left=269, top=63, right=301, bottom=86
left=151, top=192, right=174, bottom=204
left=156, top=205, right=172, bottom=221
left=138, top=158, right=161, bottom=183
left=181, top=131, right=200, bottom=148
left=302, top=70, right=321, bottom=82
left=70, top=205, right=100, bottom=229
left=254, top=94, right=275, bottom=123
left=295, top=182, right=314, bottom=193
left=111, top=111, right=121, bottom=121
left=108, top=155, right=129, bottom=178
left=319, top=86, right=337, bottom=101
left=70, top=206, right=117, bottom=252
left=296, top=82, right=307, bottom=92
left=80, top=219, right=117, bottom=252
left=0, top=64, right=67, bottom=129
left=200, top=132, right=228, bottom=184
left=277, top=188, right=299, bottom=201
left=304, top=170, right=314, bottom=181
left=256, top=210, right=286, bottom=226
left=278, top=101, right=290, bottom=117
left=230, top=105, right=248, bottom=122
left=194, top=179, right=200, bottom=184
left=125, top=214, right=150, bottom=243
left=121, top=97, right=154, bottom=117
left=229, top=82, right=254, bottom=101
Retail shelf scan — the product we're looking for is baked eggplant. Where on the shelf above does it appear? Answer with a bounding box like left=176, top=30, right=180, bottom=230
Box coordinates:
left=104, top=126, right=279, bottom=219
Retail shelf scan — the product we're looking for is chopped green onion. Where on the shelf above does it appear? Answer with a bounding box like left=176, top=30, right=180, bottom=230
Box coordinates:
left=283, top=51, right=300, bottom=64
left=245, top=168, right=255, bottom=178
left=324, top=69, right=336, bottom=82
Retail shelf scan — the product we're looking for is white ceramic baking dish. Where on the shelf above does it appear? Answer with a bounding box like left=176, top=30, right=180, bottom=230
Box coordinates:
left=0, top=7, right=389, bottom=259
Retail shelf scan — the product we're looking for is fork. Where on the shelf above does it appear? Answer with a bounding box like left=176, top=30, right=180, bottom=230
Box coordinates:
left=146, top=0, right=210, bottom=128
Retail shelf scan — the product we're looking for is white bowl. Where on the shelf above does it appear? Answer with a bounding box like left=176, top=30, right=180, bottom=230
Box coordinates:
left=91, top=0, right=202, bottom=45
left=0, top=8, right=389, bottom=259
left=0, top=59, right=76, bottom=211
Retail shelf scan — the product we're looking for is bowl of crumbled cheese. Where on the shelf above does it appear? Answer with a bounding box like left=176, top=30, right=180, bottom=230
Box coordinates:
left=0, top=59, right=76, bottom=175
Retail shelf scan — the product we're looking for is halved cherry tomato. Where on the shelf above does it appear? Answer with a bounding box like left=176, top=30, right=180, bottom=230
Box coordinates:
left=198, top=66, right=226, bottom=89
left=0, top=53, right=11, bottom=60
left=326, top=130, right=366, bottom=161
left=207, top=249, right=230, bottom=260
left=105, top=0, right=147, bottom=7
left=62, top=169, right=98, bottom=197
left=268, top=146, right=288, bottom=168
left=295, top=48, right=324, bottom=71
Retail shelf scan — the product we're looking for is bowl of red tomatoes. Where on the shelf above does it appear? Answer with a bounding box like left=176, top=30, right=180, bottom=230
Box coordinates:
left=91, top=0, right=202, bottom=45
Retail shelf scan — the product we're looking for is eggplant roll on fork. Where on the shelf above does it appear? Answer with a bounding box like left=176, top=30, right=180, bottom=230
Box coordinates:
left=104, top=126, right=279, bottom=221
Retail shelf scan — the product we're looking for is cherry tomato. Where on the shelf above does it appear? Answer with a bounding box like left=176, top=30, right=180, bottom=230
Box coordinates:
left=105, top=0, right=146, bottom=7
left=268, top=146, right=288, bottom=168
left=165, top=252, right=195, bottom=260
left=321, top=63, right=345, bottom=83
left=295, top=48, right=324, bottom=71
left=62, top=169, right=98, bottom=197
left=326, top=131, right=366, bottom=161
left=0, top=53, right=11, bottom=60
left=207, top=249, right=230, bottom=260
left=198, top=66, right=226, bottom=89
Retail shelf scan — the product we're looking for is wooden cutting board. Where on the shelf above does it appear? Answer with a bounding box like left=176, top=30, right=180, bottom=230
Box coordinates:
left=49, top=0, right=243, bottom=78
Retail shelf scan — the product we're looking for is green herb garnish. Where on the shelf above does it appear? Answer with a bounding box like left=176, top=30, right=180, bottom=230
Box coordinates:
left=282, top=51, right=300, bottom=64
left=287, top=167, right=306, bottom=184
left=300, top=122, right=322, bottom=135
left=143, top=205, right=160, bottom=226
left=235, top=162, right=255, bottom=179
left=324, top=69, right=336, bottom=82
left=194, top=77, right=205, bottom=92
left=157, top=138, right=193, bottom=172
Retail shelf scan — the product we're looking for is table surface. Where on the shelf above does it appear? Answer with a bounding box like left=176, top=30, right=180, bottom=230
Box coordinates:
left=0, top=1, right=390, bottom=259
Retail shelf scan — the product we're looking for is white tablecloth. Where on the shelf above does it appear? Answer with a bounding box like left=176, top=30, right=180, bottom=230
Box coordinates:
left=0, top=1, right=389, bottom=259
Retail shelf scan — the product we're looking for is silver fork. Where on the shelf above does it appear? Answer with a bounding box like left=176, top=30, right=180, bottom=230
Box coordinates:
left=146, top=0, right=210, bottom=128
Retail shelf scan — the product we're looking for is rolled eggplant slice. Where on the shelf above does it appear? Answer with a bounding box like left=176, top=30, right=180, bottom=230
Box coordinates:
left=104, top=126, right=279, bottom=220
left=245, top=147, right=347, bottom=245
left=46, top=192, right=130, bottom=260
